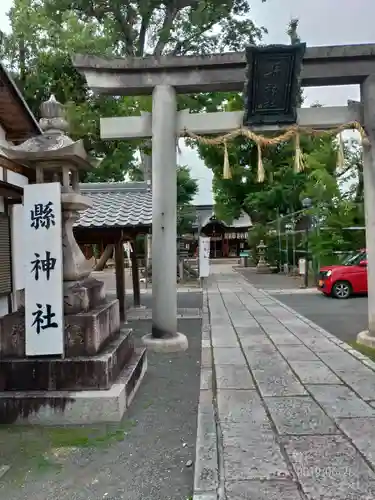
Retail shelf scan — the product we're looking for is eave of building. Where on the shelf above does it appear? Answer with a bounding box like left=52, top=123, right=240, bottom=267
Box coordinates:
left=0, top=63, right=42, bottom=142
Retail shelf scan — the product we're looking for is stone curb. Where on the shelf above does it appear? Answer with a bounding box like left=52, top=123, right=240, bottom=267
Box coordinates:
left=193, top=288, right=221, bottom=500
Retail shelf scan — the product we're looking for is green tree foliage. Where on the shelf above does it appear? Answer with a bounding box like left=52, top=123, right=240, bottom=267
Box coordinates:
left=176, top=166, right=199, bottom=234
left=1, top=0, right=267, bottom=182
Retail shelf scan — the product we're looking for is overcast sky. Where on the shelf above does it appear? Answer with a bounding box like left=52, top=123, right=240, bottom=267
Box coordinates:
left=0, top=0, right=372, bottom=204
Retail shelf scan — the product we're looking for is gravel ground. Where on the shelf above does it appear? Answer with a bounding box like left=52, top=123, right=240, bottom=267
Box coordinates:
left=0, top=318, right=202, bottom=500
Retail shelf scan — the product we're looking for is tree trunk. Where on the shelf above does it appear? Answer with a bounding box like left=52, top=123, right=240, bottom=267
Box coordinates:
left=93, top=244, right=114, bottom=271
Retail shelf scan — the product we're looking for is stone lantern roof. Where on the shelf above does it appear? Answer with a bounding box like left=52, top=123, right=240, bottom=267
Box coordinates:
left=0, top=95, right=92, bottom=171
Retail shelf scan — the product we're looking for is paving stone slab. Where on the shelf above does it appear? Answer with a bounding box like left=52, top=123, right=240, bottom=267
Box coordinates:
left=307, top=385, right=375, bottom=418
left=243, top=347, right=283, bottom=370
left=217, top=389, right=268, bottom=424
left=266, top=333, right=303, bottom=345
left=215, top=365, right=254, bottom=390
left=223, top=434, right=291, bottom=481
left=211, top=332, right=239, bottom=347
left=201, top=347, right=212, bottom=368
left=213, top=347, right=245, bottom=365
left=194, top=406, right=218, bottom=493
left=334, top=369, right=375, bottom=401
left=235, top=326, right=264, bottom=336
left=194, top=437, right=218, bottom=493
left=253, top=366, right=307, bottom=397
left=198, top=389, right=214, bottom=414
left=288, top=360, right=343, bottom=385
left=238, top=335, right=273, bottom=348
left=336, top=417, right=375, bottom=469
left=200, top=368, right=213, bottom=390
left=264, top=396, right=337, bottom=435
left=277, top=344, right=319, bottom=361
left=283, top=434, right=375, bottom=499
left=318, top=352, right=367, bottom=371
left=299, top=336, right=343, bottom=352
left=225, top=479, right=304, bottom=499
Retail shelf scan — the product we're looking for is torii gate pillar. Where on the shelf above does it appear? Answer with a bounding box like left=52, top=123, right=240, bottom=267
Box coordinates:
left=142, top=85, right=188, bottom=352
left=357, top=76, right=375, bottom=346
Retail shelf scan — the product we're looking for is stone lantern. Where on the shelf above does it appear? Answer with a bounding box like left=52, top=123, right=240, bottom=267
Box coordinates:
left=256, top=239, right=271, bottom=274
left=0, top=95, right=93, bottom=297
left=0, top=96, right=147, bottom=424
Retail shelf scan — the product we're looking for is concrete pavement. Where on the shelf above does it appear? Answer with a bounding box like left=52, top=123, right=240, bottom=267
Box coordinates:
left=195, top=268, right=375, bottom=499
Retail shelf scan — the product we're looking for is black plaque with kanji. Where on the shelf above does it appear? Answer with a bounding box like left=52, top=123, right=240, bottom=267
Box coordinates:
left=243, top=43, right=306, bottom=126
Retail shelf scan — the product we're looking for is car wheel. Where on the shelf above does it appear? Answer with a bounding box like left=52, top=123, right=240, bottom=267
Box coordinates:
left=332, top=281, right=352, bottom=299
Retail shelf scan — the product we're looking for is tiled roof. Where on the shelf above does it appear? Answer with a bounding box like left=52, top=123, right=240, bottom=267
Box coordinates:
left=193, top=204, right=252, bottom=229
left=75, top=182, right=152, bottom=228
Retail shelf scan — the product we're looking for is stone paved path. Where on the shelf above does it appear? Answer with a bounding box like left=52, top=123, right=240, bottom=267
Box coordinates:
left=194, top=270, right=375, bottom=500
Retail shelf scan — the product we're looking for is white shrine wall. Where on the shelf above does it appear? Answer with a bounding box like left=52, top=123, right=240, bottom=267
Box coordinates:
left=0, top=122, right=29, bottom=316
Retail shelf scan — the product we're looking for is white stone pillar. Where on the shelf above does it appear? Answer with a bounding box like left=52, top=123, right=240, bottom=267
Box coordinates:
left=358, top=75, right=375, bottom=345
left=142, top=84, right=188, bottom=351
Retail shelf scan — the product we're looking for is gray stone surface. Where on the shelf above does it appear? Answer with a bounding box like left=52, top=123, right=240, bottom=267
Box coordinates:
left=243, top=345, right=283, bottom=369
left=253, top=366, right=307, bottom=397
left=213, top=347, right=246, bottom=365
left=223, top=434, right=291, bottom=481
left=307, top=384, right=375, bottom=418
left=215, top=365, right=254, bottom=389
left=211, top=328, right=238, bottom=346
left=217, top=389, right=267, bottom=424
left=200, top=367, right=213, bottom=390
left=201, top=347, right=212, bottom=368
left=277, top=344, right=319, bottom=361
left=284, top=435, right=375, bottom=499
left=264, top=396, right=337, bottom=435
left=334, top=368, right=375, bottom=401
left=194, top=268, right=375, bottom=500
left=288, top=360, right=343, bottom=385
left=266, top=333, right=302, bottom=345
left=337, top=417, right=375, bottom=468
left=317, top=351, right=370, bottom=371
left=225, top=480, right=304, bottom=499
left=194, top=413, right=218, bottom=494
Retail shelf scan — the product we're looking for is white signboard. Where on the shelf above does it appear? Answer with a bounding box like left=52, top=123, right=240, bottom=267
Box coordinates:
left=199, top=236, right=210, bottom=278
left=24, top=183, right=64, bottom=356
left=298, top=258, right=306, bottom=276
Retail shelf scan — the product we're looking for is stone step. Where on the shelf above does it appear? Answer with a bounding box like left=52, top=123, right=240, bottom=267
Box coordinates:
left=0, top=328, right=134, bottom=392
left=0, top=348, right=147, bottom=425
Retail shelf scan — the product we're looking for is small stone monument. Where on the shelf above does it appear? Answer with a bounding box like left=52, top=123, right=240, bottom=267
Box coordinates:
left=256, top=239, right=271, bottom=274
left=0, top=96, right=147, bottom=425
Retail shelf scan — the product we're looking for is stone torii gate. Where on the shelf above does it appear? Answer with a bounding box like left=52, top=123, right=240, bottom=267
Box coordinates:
left=74, top=43, right=375, bottom=350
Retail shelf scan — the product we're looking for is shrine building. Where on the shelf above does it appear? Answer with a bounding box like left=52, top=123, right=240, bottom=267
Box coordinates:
left=187, top=205, right=252, bottom=258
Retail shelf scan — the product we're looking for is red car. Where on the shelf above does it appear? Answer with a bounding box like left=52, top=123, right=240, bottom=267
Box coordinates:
left=318, top=249, right=367, bottom=299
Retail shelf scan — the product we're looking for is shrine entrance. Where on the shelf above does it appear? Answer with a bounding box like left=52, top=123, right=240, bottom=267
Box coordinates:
left=73, top=42, right=375, bottom=348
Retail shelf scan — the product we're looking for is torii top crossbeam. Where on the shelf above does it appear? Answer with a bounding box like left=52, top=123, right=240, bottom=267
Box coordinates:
left=73, top=43, right=375, bottom=96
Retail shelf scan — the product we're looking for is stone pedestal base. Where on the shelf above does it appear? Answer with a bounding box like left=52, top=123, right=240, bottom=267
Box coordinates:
left=63, top=277, right=106, bottom=315
left=0, top=328, right=134, bottom=391
left=357, top=330, right=375, bottom=348
left=65, top=299, right=120, bottom=356
left=142, top=332, right=188, bottom=352
left=0, top=298, right=120, bottom=358
left=0, top=349, right=147, bottom=425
